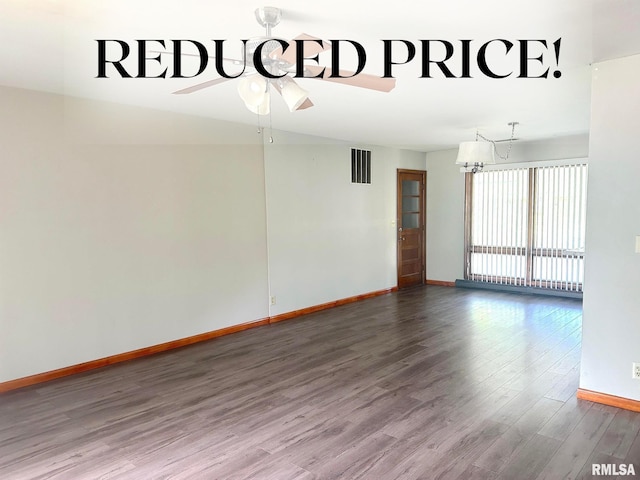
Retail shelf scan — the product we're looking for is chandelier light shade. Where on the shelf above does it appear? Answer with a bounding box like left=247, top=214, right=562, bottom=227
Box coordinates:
left=238, top=75, right=270, bottom=115
left=456, top=141, right=496, bottom=167
left=456, top=122, right=518, bottom=173
left=279, top=76, right=309, bottom=112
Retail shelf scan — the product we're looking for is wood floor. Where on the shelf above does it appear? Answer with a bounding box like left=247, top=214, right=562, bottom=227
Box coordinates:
left=1, top=286, right=639, bottom=479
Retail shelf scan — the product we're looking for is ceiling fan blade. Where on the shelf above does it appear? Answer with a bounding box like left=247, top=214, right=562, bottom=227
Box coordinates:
left=304, top=65, right=396, bottom=92
left=296, top=98, right=314, bottom=110
left=271, top=34, right=331, bottom=65
left=173, top=77, right=237, bottom=94
left=151, top=50, right=243, bottom=65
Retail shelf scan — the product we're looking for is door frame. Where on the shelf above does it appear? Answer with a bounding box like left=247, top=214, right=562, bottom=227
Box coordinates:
left=397, top=168, right=427, bottom=288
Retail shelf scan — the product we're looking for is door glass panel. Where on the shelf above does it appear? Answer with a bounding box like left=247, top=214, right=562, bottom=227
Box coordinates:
left=397, top=171, right=425, bottom=289
left=402, top=196, right=420, bottom=213
left=402, top=213, right=419, bottom=229
left=402, top=180, right=420, bottom=196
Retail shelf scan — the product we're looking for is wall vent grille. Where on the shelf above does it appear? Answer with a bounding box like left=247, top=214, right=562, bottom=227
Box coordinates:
left=351, top=148, right=371, bottom=184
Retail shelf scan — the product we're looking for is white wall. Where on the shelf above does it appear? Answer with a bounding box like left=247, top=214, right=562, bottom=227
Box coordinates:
left=0, top=86, right=427, bottom=383
left=424, top=134, right=590, bottom=283
left=0, top=87, right=269, bottom=383
left=424, top=149, right=466, bottom=282
left=580, top=55, right=640, bottom=401
left=264, top=130, right=424, bottom=316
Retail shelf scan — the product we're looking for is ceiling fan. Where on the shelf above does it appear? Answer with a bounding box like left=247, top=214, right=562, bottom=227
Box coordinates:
left=172, top=7, right=396, bottom=114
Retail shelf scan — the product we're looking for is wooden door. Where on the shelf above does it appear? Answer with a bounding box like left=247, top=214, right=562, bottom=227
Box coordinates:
left=397, top=169, right=426, bottom=288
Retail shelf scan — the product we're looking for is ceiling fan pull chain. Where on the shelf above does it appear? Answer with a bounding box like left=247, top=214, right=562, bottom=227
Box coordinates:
left=268, top=105, right=274, bottom=143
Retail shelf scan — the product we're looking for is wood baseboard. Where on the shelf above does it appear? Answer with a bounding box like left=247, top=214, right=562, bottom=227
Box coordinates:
left=0, top=318, right=270, bottom=394
left=0, top=286, right=399, bottom=393
left=426, top=280, right=456, bottom=287
left=577, top=388, right=640, bottom=413
left=269, top=287, right=398, bottom=323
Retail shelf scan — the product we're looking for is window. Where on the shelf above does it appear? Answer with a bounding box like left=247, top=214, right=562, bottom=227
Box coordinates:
left=465, top=163, right=587, bottom=292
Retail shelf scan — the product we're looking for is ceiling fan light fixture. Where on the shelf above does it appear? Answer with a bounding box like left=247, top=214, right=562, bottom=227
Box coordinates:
left=238, top=75, right=270, bottom=115
left=279, top=77, right=309, bottom=112
left=249, top=90, right=271, bottom=115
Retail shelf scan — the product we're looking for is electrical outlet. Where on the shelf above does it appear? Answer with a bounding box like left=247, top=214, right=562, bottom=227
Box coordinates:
left=633, top=363, right=640, bottom=379
left=270, top=296, right=276, bottom=306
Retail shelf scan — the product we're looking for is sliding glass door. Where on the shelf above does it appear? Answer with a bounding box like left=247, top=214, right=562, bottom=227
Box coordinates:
left=464, top=163, right=587, bottom=292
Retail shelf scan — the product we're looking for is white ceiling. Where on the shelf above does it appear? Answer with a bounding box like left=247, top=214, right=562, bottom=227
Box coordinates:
left=1, top=0, right=639, bottom=151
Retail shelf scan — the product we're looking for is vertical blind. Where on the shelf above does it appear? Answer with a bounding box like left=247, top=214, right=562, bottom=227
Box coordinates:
left=465, top=163, right=587, bottom=292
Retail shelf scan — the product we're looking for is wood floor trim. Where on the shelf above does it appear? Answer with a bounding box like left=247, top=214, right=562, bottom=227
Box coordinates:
left=0, top=287, right=398, bottom=393
left=577, top=388, right=640, bottom=412
left=426, top=280, right=456, bottom=287
left=269, top=287, right=398, bottom=324
left=0, top=318, right=270, bottom=394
